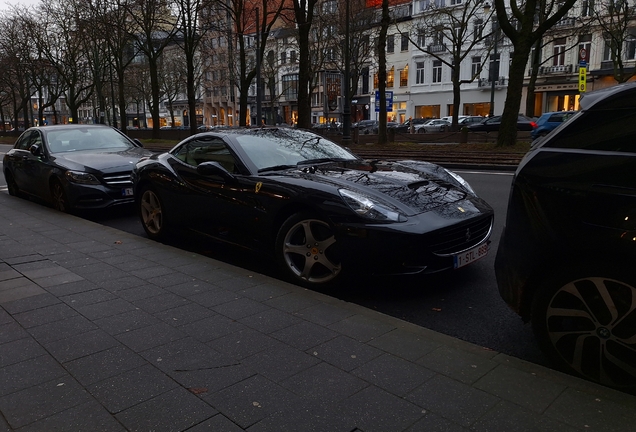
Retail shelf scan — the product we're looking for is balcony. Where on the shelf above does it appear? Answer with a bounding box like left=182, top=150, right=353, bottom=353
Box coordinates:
left=554, top=17, right=576, bottom=28
left=428, top=44, right=446, bottom=53
left=539, top=64, right=573, bottom=74
left=478, top=77, right=506, bottom=88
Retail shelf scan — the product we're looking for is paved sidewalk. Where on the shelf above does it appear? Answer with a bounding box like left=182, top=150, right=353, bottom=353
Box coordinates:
left=0, top=192, right=634, bottom=432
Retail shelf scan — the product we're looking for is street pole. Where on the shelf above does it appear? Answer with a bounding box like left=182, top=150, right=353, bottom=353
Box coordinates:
left=489, top=23, right=498, bottom=117
left=342, top=1, right=351, bottom=142
left=256, top=7, right=262, bottom=126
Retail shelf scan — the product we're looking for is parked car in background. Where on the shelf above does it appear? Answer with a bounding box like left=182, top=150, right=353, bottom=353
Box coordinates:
left=467, top=114, right=537, bottom=132
left=495, top=82, right=636, bottom=391
left=3, top=124, right=152, bottom=213
left=531, top=111, right=576, bottom=140
left=353, top=119, right=379, bottom=134
left=458, top=116, right=485, bottom=127
left=389, top=118, right=428, bottom=133
left=413, top=119, right=451, bottom=133
left=134, top=127, right=493, bottom=289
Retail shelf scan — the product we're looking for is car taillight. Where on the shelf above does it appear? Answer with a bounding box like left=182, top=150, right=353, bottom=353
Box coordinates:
left=530, top=121, right=538, bottom=128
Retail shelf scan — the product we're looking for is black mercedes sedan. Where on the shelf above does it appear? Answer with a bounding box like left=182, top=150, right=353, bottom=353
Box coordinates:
left=3, top=124, right=153, bottom=212
left=133, top=128, right=493, bottom=287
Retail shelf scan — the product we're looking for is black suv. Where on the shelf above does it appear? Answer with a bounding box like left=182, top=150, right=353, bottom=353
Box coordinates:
left=495, top=82, right=636, bottom=392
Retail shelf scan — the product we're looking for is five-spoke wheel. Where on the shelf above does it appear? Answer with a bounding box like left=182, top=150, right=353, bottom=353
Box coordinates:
left=138, top=186, right=169, bottom=240
left=276, top=213, right=342, bottom=286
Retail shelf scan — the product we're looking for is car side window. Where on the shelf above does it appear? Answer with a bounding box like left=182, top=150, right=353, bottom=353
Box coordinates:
left=545, top=108, right=636, bottom=153
left=14, top=131, right=33, bottom=150
left=31, top=131, right=43, bottom=149
left=174, top=137, right=239, bottom=173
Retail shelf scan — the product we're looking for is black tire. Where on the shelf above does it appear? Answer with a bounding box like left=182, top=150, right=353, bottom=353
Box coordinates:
left=50, top=179, right=71, bottom=213
left=5, top=170, right=21, bottom=197
left=138, top=185, right=171, bottom=241
left=531, top=265, right=636, bottom=391
left=417, top=129, right=426, bottom=134
left=275, top=212, right=342, bottom=287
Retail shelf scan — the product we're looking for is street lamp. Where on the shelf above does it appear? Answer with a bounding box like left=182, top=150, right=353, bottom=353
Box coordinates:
left=483, top=2, right=499, bottom=117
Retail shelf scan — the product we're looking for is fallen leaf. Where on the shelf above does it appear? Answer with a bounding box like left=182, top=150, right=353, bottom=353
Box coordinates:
left=114, top=240, right=122, bottom=245
left=188, top=387, right=208, bottom=395
left=432, top=308, right=442, bottom=312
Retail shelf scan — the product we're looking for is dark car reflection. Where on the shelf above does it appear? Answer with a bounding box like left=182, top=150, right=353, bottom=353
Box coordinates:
left=132, top=128, right=494, bottom=288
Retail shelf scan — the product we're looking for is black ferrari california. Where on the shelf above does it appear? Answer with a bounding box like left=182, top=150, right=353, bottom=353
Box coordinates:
left=3, top=124, right=152, bottom=212
left=133, top=128, right=493, bottom=287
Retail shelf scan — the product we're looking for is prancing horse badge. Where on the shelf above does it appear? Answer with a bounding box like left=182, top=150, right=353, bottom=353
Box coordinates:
left=255, top=182, right=262, bottom=193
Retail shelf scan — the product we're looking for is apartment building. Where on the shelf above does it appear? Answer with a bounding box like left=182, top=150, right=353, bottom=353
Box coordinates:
left=201, top=0, right=636, bottom=127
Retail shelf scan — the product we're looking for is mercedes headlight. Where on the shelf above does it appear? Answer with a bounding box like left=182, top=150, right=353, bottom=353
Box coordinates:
left=339, top=189, right=406, bottom=222
left=65, top=170, right=100, bottom=185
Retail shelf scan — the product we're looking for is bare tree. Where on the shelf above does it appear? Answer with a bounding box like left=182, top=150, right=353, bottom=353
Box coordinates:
left=0, top=7, right=38, bottom=130
left=377, top=0, right=390, bottom=144
left=588, top=0, right=636, bottom=83
left=36, top=0, right=96, bottom=124
left=126, top=0, right=178, bottom=137
left=173, top=0, right=210, bottom=133
left=492, top=0, right=577, bottom=146
left=291, top=0, right=319, bottom=129
left=400, top=0, right=492, bottom=130
left=159, top=48, right=187, bottom=127
left=334, top=0, right=377, bottom=125
left=216, top=0, right=285, bottom=126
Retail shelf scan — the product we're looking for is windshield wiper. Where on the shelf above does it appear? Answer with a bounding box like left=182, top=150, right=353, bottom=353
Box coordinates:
left=258, top=164, right=297, bottom=173
left=297, top=157, right=349, bottom=165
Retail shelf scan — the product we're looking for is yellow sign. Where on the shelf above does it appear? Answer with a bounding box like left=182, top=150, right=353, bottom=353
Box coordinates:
left=579, top=67, right=587, bottom=93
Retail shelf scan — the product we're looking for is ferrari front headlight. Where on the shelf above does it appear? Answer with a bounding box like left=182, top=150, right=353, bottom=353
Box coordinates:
left=339, top=189, right=406, bottom=222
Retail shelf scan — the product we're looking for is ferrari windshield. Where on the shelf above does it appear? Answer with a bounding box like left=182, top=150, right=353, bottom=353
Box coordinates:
left=233, top=128, right=359, bottom=171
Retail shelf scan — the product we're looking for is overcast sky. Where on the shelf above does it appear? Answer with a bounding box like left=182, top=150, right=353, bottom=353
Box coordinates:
left=0, top=0, right=39, bottom=11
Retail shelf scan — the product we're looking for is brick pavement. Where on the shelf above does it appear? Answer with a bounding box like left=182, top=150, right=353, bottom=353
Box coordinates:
left=0, top=192, right=635, bottom=431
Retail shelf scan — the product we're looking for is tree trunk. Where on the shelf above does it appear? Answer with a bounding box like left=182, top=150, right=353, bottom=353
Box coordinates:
left=148, top=55, right=161, bottom=139
left=377, top=0, right=390, bottom=145
left=296, top=24, right=311, bottom=129
left=496, top=44, right=532, bottom=147
left=118, top=68, right=128, bottom=133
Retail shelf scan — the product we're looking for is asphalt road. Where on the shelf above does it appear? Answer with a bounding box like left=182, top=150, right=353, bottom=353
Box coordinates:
left=0, top=147, right=547, bottom=367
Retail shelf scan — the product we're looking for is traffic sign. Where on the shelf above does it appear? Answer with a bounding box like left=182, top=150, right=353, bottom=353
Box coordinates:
left=375, top=91, right=393, bottom=112
left=579, top=67, right=587, bottom=93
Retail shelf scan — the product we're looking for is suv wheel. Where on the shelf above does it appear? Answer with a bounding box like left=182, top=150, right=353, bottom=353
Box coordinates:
left=532, top=267, right=636, bottom=391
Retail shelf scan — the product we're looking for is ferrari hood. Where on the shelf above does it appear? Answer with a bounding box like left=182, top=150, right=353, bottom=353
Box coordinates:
left=286, top=159, right=477, bottom=215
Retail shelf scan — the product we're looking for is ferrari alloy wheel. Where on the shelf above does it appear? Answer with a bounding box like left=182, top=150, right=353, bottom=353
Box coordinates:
left=139, top=186, right=168, bottom=240
left=50, top=180, right=70, bottom=213
left=5, top=171, right=21, bottom=197
left=276, top=213, right=342, bottom=286
left=532, top=273, right=636, bottom=390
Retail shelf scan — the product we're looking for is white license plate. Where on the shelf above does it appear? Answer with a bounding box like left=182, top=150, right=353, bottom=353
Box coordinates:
left=453, top=242, right=489, bottom=269
left=122, top=188, right=134, bottom=197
